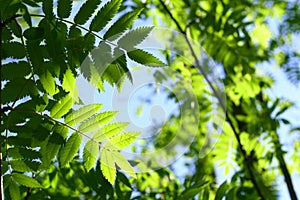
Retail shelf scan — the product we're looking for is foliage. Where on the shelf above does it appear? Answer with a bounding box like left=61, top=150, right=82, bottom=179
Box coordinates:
left=1, top=0, right=299, bottom=199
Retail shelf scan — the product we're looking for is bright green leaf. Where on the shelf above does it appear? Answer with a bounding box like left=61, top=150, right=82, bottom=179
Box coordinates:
left=107, top=132, right=139, bottom=149
left=92, top=122, right=129, bottom=142
left=50, top=94, right=73, bottom=119
left=65, top=104, right=103, bottom=126
left=83, top=140, right=99, bottom=171
left=112, top=151, right=136, bottom=178
left=100, top=148, right=116, bottom=184
left=78, top=111, right=117, bottom=133
left=40, top=70, right=56, bottom=96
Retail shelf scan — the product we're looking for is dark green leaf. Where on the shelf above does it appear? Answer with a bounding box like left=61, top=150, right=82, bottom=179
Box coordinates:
left=59, top=132, right=82, bottom=167
left=57, top=0, right=72, bottom=18
left=2, top=42, right=26, bottom=59
left=23, top=27, right=44, bottom=40
left=89, top=0, right=122, bottom=32
left=74, top=0, right=101, bottom=25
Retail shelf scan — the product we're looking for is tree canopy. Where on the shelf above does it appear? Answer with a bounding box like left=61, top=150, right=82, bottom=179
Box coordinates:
left=0, top=0, right=299, bottom=199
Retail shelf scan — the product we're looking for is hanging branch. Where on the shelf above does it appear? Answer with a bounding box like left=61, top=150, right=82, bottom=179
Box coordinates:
left=0, top=12, right=4, bottom=200
left=157, top=0, right=267, bottom=199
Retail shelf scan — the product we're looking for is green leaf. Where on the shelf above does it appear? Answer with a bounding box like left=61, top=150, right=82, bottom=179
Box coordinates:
left=74, top=0, right=101, bottom=25
left=2, top=42, right=26, bottom=59
left=20, top=4, right=32, bottom=27
left=10, top=160, right=39, bottom=172
left=92, top=122, right=129, bottom=142
left=78, top=111, right=117, bottom=133
left=8, top=20, right=22, bottom=38
left=57, top=0, right=72, bottom=18
left=215, top=181, right=229, bottom=200
left=62, top=68, right=79, bottom=102
left=42, top=0, right=53, bottom=17
left=107, top=132, right=139, bottom=150
left=65, top=104, right=103, bottom=126
left=112, top=151, right=136, bottom=178
left=83, top=140, right=99, bottom=171
left=50, top=94, right=73, bottom=119
left=12, top=173, right=42, bottom=188
left=23, top=27, right=44, bottom=40
left=118, top=26, right=154, bottom=50
left=59, top=132, right=82, bottom=167
left=2, top=62, right=31, bottom=81
left=9, top=180, right=21, bottom=200
left=89, top=0, right=122, bottom=32
left=127, top=49, right=166, bottom=67
left=104, top=9, right=143, bottom=40
left=39, top=70, right=56, bottom=96
left=100, top=148, right=116, bottom=184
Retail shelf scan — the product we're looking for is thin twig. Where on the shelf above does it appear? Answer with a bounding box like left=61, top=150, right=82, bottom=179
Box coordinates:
left=158, top=0, right=266, bottom=199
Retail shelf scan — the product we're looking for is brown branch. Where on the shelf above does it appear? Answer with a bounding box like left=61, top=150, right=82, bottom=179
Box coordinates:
left=157, top=0, right=266, bottom=199
left=0, top=12, right=4, bottom=200
left=273, top=131, right=298, bottom=200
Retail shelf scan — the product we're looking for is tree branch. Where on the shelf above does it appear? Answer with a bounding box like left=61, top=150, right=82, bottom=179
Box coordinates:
left=273, top=131, right=298, bottom=200
left=157, top=0, right=267, bottom=199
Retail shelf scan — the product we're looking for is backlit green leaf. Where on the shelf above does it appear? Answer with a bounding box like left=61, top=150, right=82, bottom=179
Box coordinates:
left=112, top=151, right=136, bottom=178
left=83, top=140, right=99, bottom=171
left=65, top=104, right=103, bottom=126
left=78, top=111, right=117, bottom=133
left=92, top=122, right=129, bottom=142
left=50, top=94, right=73, bottom=119
left=107, top=132, right=139, bottom=149
left=100, top=148, right=116, bottom=184
left=39, top=70, right=56, bottom=96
